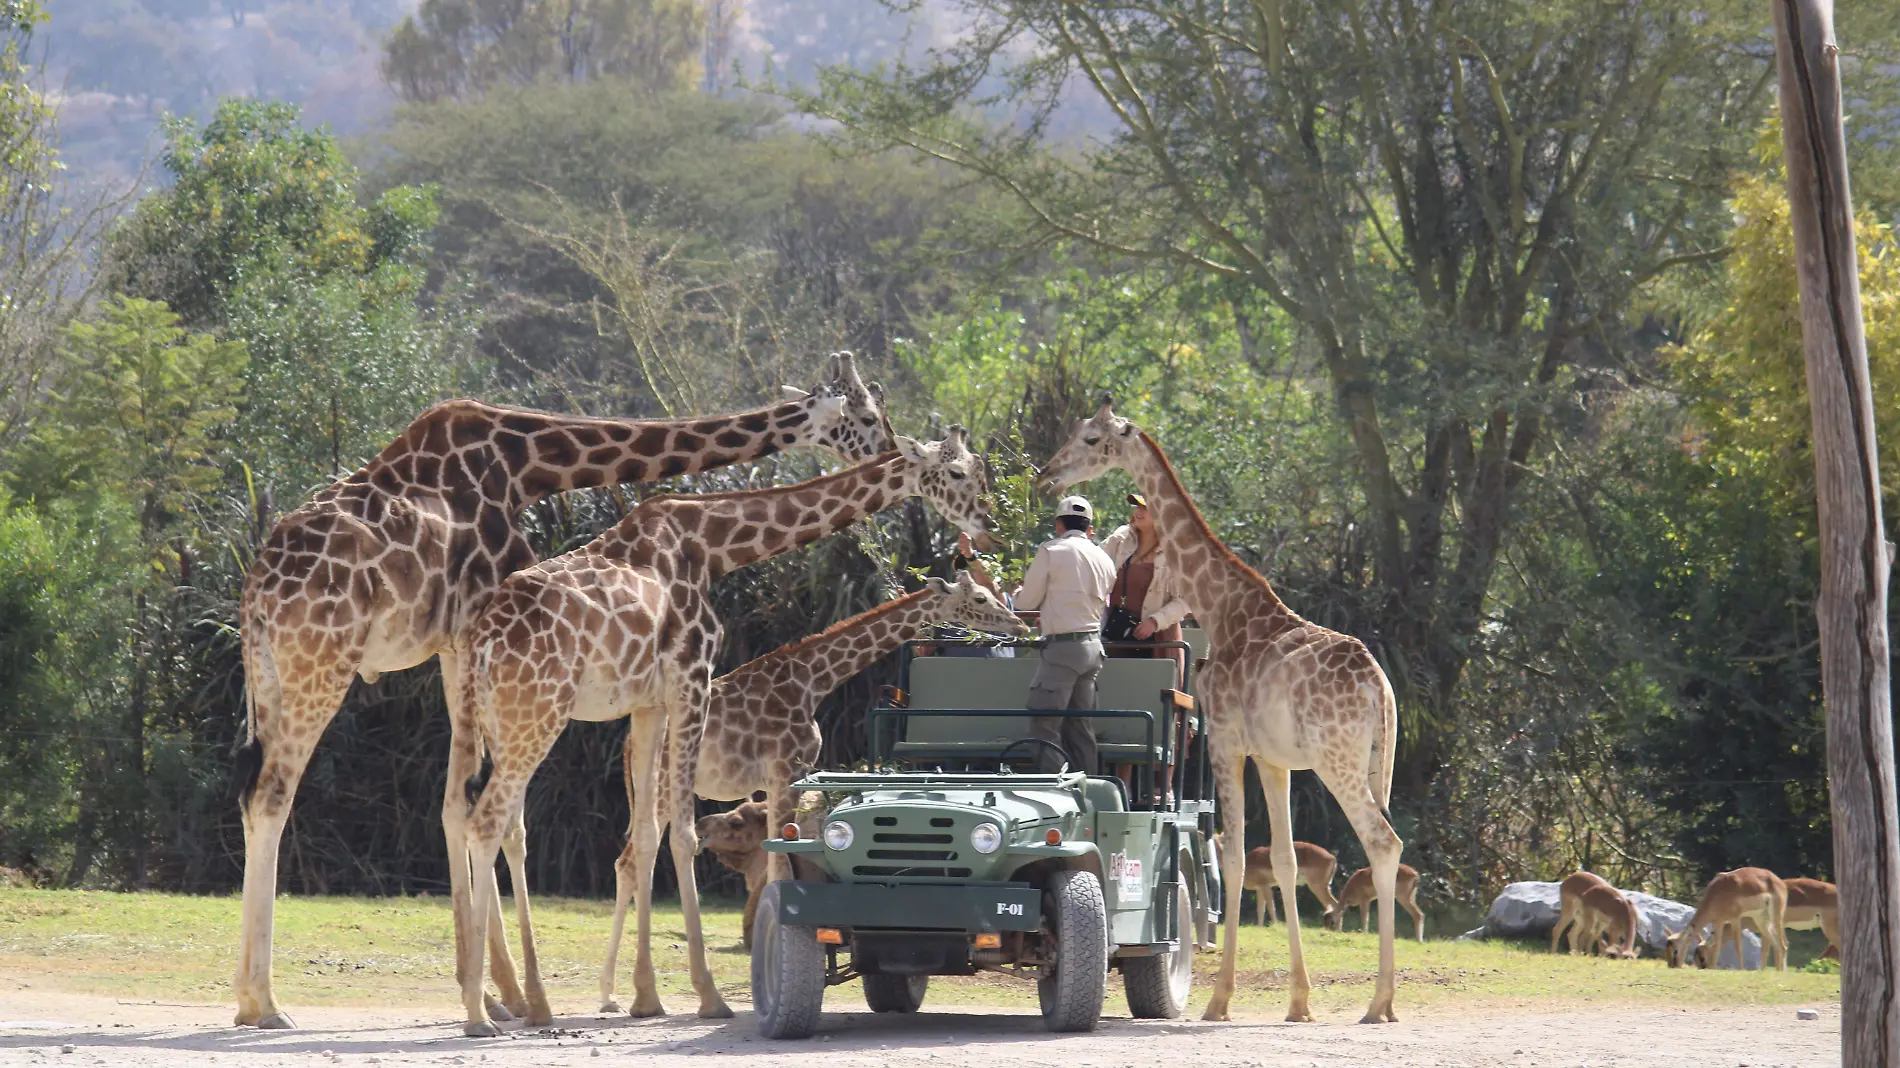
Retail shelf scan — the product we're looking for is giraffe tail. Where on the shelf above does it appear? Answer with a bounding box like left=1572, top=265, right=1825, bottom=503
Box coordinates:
left=1369, top=677, right=1397, bottom=815
left=233, top=589, right=273, bottom=813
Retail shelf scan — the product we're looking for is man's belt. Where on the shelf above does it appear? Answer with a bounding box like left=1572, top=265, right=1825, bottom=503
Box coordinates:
left=1043, top=630, right=1101, bottom=642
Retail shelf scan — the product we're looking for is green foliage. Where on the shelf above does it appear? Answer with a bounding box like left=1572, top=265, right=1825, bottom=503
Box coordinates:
left=108, top=98, right=477, bottom=495
left=381, top=0, right=702, bottom=103
left=0, top=489, right=141, bottom=882
left=110, top=100, right=402, bottom=327
left=9, top=297, right=247, bottom=556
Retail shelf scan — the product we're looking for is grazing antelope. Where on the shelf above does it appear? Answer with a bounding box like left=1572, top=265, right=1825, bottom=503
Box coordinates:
left=1327, top=864, right=1425, bottom=942
left=1574, top=884, right=1640, bottom=959
left=1549, top=871, right=1615, bottom=954
left=1217, top=835, right=1340, bottom=925
left=1712, top=877, right=1838, bottom=966
left=1666, top=867, right=1788, bottom=971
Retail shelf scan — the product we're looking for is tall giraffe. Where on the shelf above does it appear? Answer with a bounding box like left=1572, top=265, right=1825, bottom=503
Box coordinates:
left=596, top=570, right=1030, bottom=1008
left=1038, top=399, right=1403, bottom=1025
left=232, top=354, right=891, bottom=1030
left=454, top=430, right=997, bottom=1036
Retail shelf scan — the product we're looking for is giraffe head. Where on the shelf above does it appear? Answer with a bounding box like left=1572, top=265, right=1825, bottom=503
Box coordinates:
left=1036, top=394, right=1139, bottom=494
left=898, top=425, right=1002, bottom=551
left=924, top=570, right=1032, bottom=638
left=784, top=351, right=894, bottom=462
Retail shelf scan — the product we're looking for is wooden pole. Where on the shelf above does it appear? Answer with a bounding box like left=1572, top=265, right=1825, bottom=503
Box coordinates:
left=1772, top=1, right=1900, bottom=1062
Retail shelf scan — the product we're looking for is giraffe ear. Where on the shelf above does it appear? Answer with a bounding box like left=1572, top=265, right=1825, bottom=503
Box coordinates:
left=952, top=568, right=976, bottom=588
left=782, top=385, right=812, bottom=400
left=867, top=380, right=885, bottom=404
left=925, top=575, right=953, bottom=595
left=1117, top=420, right=1136, bottom=438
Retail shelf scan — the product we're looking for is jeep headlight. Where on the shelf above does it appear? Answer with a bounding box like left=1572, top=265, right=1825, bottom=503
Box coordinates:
left=970, top=822, right=1002, bottom=854
left=822, top=820, right=855, bottom=850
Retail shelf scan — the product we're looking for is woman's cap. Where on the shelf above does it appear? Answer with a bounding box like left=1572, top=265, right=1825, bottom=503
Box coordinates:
left=1126, top=493, right=1147, bottom=509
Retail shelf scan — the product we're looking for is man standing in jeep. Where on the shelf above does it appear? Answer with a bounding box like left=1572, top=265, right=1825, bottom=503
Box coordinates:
left=1012, top=495, right=1117, bottom=773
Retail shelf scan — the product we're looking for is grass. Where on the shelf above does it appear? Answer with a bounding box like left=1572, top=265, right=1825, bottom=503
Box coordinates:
left=0, top=888, right=1840, bottom=1020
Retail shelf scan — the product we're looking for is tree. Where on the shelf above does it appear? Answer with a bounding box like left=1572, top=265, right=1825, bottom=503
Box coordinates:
left=10, top=297, right=247, bottom=552
left=381, top=0, right=702, bottom=103
left=791, top=0, right=1827, bottom=828
left=108, top=98, right=478, bottom=496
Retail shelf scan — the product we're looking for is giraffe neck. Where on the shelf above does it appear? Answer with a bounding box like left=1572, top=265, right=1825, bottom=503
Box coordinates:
left=747, top=587, right=944, bottom=697
left=602, top=450, right=919, bottom=578
left=1122, top=431, right=1299, bottom=647
left=357, top=398, right=819, bottom=513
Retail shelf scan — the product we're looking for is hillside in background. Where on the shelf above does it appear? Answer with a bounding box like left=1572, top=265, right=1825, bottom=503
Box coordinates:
left=37, top=0, right=993, bottom=190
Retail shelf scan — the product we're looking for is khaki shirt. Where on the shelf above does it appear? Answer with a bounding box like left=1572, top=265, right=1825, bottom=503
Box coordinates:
left=1013, top=530, right=1117, bottom=636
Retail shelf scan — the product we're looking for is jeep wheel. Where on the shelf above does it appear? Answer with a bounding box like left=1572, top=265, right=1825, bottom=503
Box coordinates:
left=862, top=974, right=928, bottom=1013
left=1037, top=869, right=1107, bottom=1032
left=1123, top=877, right=1194, bottom=1018
left=751, top=882, right=825, bottom=1039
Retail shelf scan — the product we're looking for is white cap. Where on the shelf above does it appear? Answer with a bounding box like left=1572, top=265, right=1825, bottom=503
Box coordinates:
left=1056, top=495, right=1093, bottom=522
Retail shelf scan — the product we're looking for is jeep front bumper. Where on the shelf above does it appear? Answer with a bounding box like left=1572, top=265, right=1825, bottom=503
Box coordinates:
left=773, top=880, right=1043, bottom=933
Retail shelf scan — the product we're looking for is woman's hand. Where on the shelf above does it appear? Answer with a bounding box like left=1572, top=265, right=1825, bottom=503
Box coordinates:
left=1133, top=618, right=1158, bottom=640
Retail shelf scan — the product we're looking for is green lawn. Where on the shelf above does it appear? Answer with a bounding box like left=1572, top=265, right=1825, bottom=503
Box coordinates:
left=0, top=888, right=1839, bottom=1020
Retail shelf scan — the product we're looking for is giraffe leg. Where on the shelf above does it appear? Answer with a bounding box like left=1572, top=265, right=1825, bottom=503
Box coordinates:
left=600, top=727, right=640, bottom=1012
left=763, top=779, right=795, bottom=885
left=1319, top=765, right=1402, bottom=1024
left=461, top=788, right=522, bottom=1037
left=233, top=656, right=351, bottom=1030
left=500, top=808, right=552, bottom=1025
left=669, top=686, right=731, bottom=1019
left=599, top=835, right=638, bottom=1013
left=626, top=720, right=666, bottom=1018
left=1201, top=744, right=1247, bottom=1023
left=1254, top=888, right=1265, bottom=927
left=1405, top=890, right=1424, bottom=943
left=437, top=652, right=523, bottom=1023
left=1263, top=765, right=1312, bottom=1022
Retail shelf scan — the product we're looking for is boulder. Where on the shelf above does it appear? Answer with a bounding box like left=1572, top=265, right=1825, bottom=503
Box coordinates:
left=1468, top=881, right=1761, bottom=968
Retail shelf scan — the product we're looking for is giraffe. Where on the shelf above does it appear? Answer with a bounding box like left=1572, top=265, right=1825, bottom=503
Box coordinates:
left=596, top=569, right=1030, bottom=1009
left=1038, top=398, right=1404, bottom=1025
left=454, top=430, right=997, bottom=1036
left=231, top=354, right=892, bottom=1030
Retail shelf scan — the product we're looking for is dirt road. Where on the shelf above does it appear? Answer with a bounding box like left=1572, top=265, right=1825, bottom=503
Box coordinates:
left=0, top=990, right=1837, bottom=1068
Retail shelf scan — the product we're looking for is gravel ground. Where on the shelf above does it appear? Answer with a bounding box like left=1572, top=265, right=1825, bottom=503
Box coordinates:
left=0, top=991, right=1839, bottom=1068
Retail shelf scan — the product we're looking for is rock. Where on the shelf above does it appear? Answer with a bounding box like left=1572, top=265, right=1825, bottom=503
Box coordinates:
left=58, top=1046, right=74, bottom=1055
left=1797, top=1008, right=1821, bottom=1021
left=1477, top=881, right=1761, bottom=967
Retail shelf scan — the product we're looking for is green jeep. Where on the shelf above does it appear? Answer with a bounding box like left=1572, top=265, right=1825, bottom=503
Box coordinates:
left=752, top=632, right=1222, bottom=1037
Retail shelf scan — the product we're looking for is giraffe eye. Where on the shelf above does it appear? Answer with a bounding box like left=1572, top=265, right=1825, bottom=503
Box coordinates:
left=861, top=416, right=878, bottom=426
left=1084, top=436, right=1100, bottom=445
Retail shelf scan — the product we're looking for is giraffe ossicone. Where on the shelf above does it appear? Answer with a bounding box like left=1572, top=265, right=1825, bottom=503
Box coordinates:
left=231, top=352, right=889, bottom=1031
left=1038, top=399, right=1405, bottom=1026
left=451, top=431, right=999, bottom=1036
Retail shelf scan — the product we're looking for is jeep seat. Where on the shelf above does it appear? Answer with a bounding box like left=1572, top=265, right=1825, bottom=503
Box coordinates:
left=892, top=656, right=1182, bottom=771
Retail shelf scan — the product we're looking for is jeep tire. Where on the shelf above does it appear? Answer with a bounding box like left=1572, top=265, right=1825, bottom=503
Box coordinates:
left=1038, top=869, right=1108, bottom=1032
left=862, top=974, right=928, bottom=1013
left=752, top=882, right=825, bottom=1039
left=1123, top=874, right=1194, bottom=1018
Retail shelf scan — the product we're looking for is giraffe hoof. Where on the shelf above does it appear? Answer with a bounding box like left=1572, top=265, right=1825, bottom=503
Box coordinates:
left=599, top=1001, right=622, bottom=1014
left=1287, top=1012, right=1314, bottom=1024
left=464, top=1020, right=502, bottom=1038
left=256, top=1013, right=297, bottom=1030
left=697, top=1000, right=734, bottom=1020
left=525, top=1003, right=554, bottom=1027
left=1200, top=1006, right=1230, bottom=1023
left=483, top=996, right=517, bottom=1022
left=627, top=1000, right=666, bottom=1019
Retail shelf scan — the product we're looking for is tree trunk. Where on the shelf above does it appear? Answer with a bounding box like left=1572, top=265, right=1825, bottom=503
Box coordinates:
left=1772, top=2, right=1900, bottom=1062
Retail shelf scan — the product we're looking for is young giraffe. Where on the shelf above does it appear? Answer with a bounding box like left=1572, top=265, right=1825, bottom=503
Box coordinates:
left=1039, top=399, right=1403, bottom=1025
left=455, top=430, right=997, bottom=1036
left=595, top=570, right=1030, bottom=1009
left=232, top=354, right=891, bottom=1030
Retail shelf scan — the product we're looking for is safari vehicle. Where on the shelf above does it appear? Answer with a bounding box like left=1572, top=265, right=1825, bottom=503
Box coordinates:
left=752, top=630, right=1221, bottom=1037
